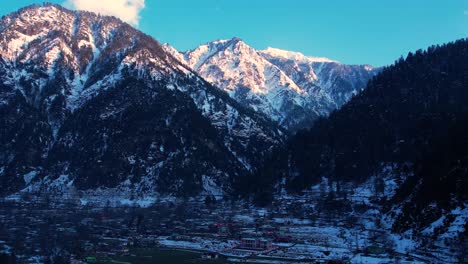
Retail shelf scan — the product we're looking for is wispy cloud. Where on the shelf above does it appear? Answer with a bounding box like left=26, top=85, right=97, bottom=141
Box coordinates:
left=63, top=0, right=145, bottom=27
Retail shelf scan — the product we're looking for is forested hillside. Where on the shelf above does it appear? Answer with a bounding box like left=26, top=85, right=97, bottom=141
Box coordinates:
left=246, top=39, right=468, bottom=225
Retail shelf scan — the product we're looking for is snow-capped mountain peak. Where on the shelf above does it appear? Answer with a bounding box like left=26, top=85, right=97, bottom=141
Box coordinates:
left=179, top=37, right=304, bottom=95
left=0, top=3, right=190, bottom=113
left=261, top=47, right=338, bottom=64
left=166, top=38, right=378, bottom=131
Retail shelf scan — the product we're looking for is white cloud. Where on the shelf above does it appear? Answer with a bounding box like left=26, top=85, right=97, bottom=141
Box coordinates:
left=64, top=0, right=145, bottom=26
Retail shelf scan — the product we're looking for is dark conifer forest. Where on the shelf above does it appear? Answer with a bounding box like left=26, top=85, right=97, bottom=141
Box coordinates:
left=247, top=39, right=468, bottom=224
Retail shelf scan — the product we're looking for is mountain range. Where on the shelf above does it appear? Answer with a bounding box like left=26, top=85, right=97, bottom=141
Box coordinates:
left=0, top=4, right=285, bottom=198
left=0, top=4, right=378, bottom=198
left=164, top=38, right=377, bottom=131
left=0, top=4, right=465, bottom=229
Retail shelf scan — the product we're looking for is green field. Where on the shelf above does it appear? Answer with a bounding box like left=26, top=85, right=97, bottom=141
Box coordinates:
left=97, top=248, right=235, bottom=264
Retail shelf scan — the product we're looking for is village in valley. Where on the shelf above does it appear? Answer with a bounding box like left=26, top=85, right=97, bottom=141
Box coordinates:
left=1, top=176, right=463, bottom=264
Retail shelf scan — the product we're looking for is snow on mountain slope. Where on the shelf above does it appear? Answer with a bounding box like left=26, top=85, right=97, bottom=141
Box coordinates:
left=260, top=47, right=378, bottom=108
left=0, top=4, right=284, bottom=198
left=164, top=39, right=378, bottom=131
left=0, top=3, right=193, bottom=135
left=164, top=38, right=320, bottom=130
left=183, top=38, right=304, bottom=94
left=261, top=47, right=338, bottom=64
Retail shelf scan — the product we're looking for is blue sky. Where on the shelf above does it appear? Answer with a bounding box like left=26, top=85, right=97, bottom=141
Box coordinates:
left=1, top=0, right=467, bottom=66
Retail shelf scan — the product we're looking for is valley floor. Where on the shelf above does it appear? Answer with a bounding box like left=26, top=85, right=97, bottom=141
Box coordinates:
left=0, top=189, right=464, bottom=264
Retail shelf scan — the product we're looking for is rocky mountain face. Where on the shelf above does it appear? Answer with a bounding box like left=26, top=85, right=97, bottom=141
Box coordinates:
left=164, top=39, right=378, bottom=131
left=0, top=4, right=284, bottom=198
